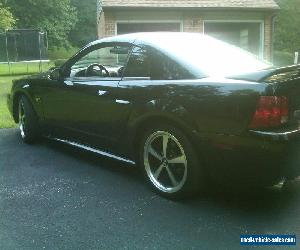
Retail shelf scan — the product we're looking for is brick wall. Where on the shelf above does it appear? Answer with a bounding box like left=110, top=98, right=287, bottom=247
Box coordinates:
left=264, top=14, right=273, bottom=61
left=105, top=12, right=116, bottom=37
left=98, top=12, right=116, bottom=38
left=97, top=11, right=105, bottom=38
left=98, top=10, right=274, bottom=61
left=183, top=13, right=203, bottom=33
left=98, top=11, right=204, bottom=37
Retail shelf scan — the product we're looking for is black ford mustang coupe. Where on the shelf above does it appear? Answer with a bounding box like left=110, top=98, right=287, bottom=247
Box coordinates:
left=7, top=33, right=300, bottom=198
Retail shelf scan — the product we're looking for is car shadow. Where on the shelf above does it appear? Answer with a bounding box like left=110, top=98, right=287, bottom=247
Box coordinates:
left=41, top=136, right=300, bottom=219
left=41, top=138, right=143, bottom=181
left=180, top=178, right=300, bottom=232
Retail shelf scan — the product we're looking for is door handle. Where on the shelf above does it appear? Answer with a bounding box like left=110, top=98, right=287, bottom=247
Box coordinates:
left=116, top=99, right=130, bottom=104
left=98, top=90, right=107, bottom=96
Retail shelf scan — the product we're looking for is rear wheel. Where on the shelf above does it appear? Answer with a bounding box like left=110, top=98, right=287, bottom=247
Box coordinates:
left=18, top=95, right=40, bottom=144
left=139, top=124, right=203, bottom=199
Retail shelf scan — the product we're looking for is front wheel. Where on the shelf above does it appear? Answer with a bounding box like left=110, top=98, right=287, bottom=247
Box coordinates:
left=18, top=95, right=40, bottom=144
left=139, top=124, right=204, bottom=199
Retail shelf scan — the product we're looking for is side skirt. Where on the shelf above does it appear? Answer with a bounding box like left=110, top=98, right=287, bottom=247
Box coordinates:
left=47, top=136, right=136, bottom=165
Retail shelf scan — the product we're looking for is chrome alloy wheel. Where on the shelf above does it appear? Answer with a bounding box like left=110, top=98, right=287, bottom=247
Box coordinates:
left=19, top=101, right=26, bottom=138
left=144, top=131, right=188, bottom=193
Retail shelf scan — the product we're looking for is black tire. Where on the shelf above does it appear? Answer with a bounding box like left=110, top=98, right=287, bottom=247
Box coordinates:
left=139, top=124, right=204, bottom=199
left=18, top=95, right=40, bottom=144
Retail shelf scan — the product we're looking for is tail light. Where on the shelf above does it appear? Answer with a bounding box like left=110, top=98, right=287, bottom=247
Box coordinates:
left=249, top=96, right=288, bottom=129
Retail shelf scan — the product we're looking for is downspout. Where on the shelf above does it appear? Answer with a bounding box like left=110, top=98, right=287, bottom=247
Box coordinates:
left=271, top=13, right=277, bottom=63
left=97, top=0, right=104, bottom=39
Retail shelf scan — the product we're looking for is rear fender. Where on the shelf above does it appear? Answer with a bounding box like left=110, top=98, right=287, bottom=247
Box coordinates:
left=124, top=99, right=205, bottom=160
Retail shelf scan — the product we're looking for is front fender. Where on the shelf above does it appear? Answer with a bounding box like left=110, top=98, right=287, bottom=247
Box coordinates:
left=11, top=81, right=41, bottom=122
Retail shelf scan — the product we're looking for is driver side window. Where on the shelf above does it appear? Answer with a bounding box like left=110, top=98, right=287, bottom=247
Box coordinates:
left=70, top=45, right=131, bottom=78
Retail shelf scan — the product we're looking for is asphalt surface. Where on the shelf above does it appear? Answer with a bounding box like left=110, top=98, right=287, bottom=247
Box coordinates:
left=0, top=128, right=300, bottom=250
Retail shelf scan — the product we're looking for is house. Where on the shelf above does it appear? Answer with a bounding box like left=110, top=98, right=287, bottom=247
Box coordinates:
left=97, top=0, right=279, bottom=60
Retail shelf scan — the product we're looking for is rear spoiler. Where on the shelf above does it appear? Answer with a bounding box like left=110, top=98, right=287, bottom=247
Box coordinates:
left=229, top=64, right=300, bottom=83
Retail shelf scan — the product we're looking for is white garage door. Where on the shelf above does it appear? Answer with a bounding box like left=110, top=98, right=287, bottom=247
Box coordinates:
left=204, top=22, right=263, bottom=58
left=117, top=23, right=181, bottom=35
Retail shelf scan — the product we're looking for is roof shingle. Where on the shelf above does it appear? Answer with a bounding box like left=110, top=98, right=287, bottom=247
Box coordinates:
left=102, top=0, right=279, bottom=9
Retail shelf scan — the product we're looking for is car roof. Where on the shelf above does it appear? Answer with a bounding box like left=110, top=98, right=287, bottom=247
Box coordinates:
left=75, top=32, right=271, bottom=79
left=89, top=32, right=209, bottom=48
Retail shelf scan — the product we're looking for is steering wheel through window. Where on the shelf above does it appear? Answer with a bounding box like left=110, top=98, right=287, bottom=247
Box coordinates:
left=85, top=63, right=110, bottom=77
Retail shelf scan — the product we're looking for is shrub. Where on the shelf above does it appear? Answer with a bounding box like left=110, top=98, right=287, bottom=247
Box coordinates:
left=273, top=51, right=295, bottom=67
left=53, top=59, right=67, bottom=67
left=48, top=46, right=79, bottom=60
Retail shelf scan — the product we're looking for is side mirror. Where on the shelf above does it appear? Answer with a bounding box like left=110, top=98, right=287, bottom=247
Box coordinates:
left=49, top=67, right=62, bottom=81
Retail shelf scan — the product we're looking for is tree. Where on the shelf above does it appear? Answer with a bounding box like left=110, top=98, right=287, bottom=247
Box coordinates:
left=69, top=0, right=97, bottom=47
left=274, top=0, right=300, bottom=53
left=0, top=3, right=15, bottom=31
left=2, top=0, right=77, bottom=48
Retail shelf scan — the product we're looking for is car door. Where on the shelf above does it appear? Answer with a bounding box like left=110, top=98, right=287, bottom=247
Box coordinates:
left=41, top=42, right=133, bottom=150
left=115, top=45, right=194, bottom=157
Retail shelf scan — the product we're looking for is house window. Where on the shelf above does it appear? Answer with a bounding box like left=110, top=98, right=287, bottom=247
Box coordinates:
left=204, top=22, right=263, bottom=58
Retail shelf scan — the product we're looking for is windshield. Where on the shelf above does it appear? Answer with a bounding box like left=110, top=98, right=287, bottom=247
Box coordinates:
left=144, top=33, right=272, bottom=78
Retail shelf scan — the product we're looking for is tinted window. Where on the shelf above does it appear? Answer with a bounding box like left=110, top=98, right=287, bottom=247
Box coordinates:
left=150, top=50, right=191, bottom=80
left=124, top=46, right=150, bottom=78
left=124, top=46, right=190, bottom=80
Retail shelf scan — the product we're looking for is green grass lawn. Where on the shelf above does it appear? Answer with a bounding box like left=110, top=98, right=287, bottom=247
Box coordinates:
left=0, top=61, right=54, bottom=76
left=0, top=61, right=55, bottom=128
left=0, top=76, right=25, bottom=128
